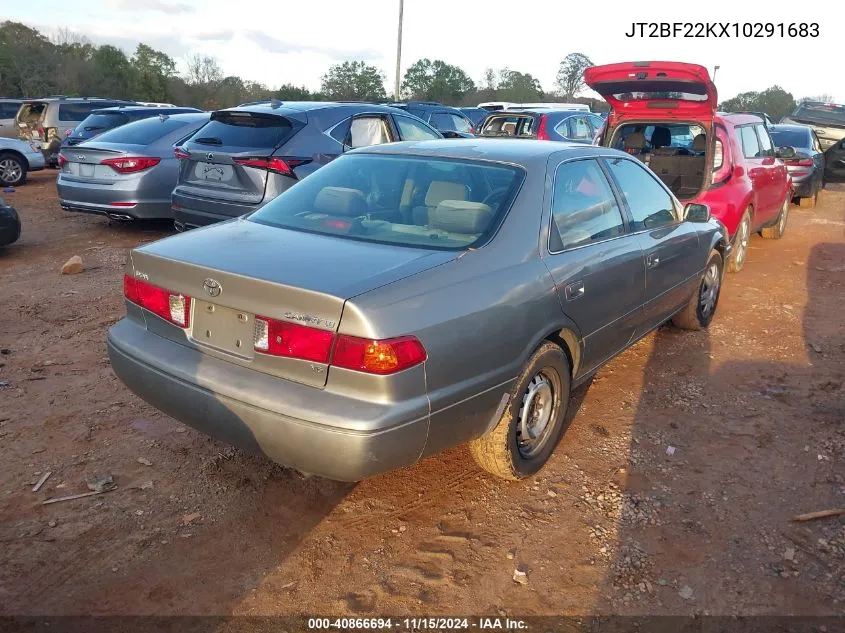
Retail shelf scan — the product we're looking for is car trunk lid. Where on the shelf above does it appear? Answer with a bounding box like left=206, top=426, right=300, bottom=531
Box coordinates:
left=59, top=143, right=152, bottom=182
left=128, top=219, right=457, bottom=387
left=585, top=61, right=717, bottom=127
left=176, top=109, right=304, bottom=205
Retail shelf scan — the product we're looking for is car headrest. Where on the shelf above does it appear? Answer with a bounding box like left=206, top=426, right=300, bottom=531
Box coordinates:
left=651, top=146, right=681, bottom=156
left=425, top=181, right=467, bottom=207
left=651, top=126, right=671, bottom=148
left=313, top=187, right=367, bottom=217
left=624, top=132, right=647, bottom=150
left=692, top=134, right=706, bottom=151
left=429, top=200, right=493, bottom=235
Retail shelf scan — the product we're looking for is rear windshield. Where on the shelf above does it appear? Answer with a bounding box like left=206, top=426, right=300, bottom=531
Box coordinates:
left=791, top=103, right=845, bottom=127
left=93, top=116, right=199, bottom=145
left=611, top=91, right=707, bottom=102
left=479, top=114, right=536, bottom=137
left=78, top=112, right=129, bottom=132
left=769, top=128, right=811, bottom=149
left=185, top=112, right=292, bottom=150
left=249, top=154, right=523, bottom=250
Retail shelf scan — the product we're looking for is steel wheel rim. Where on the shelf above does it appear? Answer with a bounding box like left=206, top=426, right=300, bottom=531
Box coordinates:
left=699, top=261, right=720, bottom=318
left=736, top=216, right=749, bottom=266
left=516, top=368, right=560, bottom=459
left=779, top=199, right=789, bottom=232
left=0, top=159, right=22, bottom=184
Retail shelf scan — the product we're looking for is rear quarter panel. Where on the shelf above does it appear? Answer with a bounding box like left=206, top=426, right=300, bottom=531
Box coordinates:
left=698, top=124, right=755, bottom=237
left=339, top=165, right=577, bottom=456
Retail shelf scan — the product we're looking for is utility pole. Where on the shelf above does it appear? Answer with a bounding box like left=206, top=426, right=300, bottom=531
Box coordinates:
left=394, top=0, right=404, bottom=100
left=713, top=65, right=720, bottom=82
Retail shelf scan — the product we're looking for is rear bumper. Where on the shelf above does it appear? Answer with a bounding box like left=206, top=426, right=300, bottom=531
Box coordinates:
left=24, top=150, right=46, bottom=172
left=0, top=206, right=21, bottom=246
left=57, top=175, right=174, bottom=220
left=171, top=190, right=262, bottom=228
left=789, top=172, right=816, bottom=197
left=107, top=318, right=430, bottom=481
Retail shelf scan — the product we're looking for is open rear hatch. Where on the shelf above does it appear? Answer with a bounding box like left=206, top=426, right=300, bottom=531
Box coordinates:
left=585, top=61, right=717, bottom=124
left=176, top=109, right=305, bottom=206
left=127, top=220, right=457, bottom=388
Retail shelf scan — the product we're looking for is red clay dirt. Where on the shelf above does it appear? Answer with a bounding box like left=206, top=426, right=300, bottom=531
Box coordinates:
left=0, top=171, right=843, bottom=617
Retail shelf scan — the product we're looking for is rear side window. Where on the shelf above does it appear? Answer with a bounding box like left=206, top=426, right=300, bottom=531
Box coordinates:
left=451, top=114, right=472, bottom=133
left=0, top=102, right=20, bottom=118
left=604, top=157, right=677, bottom=230
left=349, top=116, right=392, bottom=147
left=551, top=159, right=625, bottom=251
left=738, top=126, right=761, bottom=158
left=186, top=112, right=293, bottom=151
left=755, top=124, right=774, bottom=157
left=94, top=116, right=199, bottom=145
left=78, top=112, right=129, bottom=131
left=567, top=116, right=593, bottom=141
left=480, top=115, right=535, bottom=137
left=59, top=103, right=99, bottom=122
left=393, top=115, right=440, bottom=141
left=429, top=112, right=453, bottom=130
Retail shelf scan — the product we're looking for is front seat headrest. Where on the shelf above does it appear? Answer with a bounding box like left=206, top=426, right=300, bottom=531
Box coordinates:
left=692, top=134, right=706, bottom=151
left=624, top=132, right=647, bottom=151
left=651, top=126, right=671, bottom=148
left=425, top=181, right=467, bottom=207
left=429, top=200, right=493, bottom=234
left=313, top=187, right=367, bottom=216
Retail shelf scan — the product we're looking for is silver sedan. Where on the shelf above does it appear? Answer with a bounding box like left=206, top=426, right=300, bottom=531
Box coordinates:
left=108, top=139, right=729, bottom=481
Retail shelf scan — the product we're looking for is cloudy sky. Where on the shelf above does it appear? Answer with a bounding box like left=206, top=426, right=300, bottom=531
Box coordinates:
left=6, top=0, right=839, bottom=102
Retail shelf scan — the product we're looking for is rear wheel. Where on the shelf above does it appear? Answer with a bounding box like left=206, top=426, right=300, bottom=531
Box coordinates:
left=0, top=153, right=26, bottom=187
left=761, top=196, right=789, bottom=239
left=672, top=249, right=723, bottom=331
left=726, top=210, right=751, bottom=273
left=469, top=341, right=571, bottom=480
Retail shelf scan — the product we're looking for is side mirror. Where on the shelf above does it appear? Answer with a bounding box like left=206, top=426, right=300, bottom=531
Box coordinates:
left=776, top=146, right=796, bottom=160
left=684, top=202, right=711, bottom=223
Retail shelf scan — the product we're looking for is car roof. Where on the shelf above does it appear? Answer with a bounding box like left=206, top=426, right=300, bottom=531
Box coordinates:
left=352, top=138, right=615, bottom=166
left=718, top=112, right=767, bottom=125
left=88, top=106, right=199, bottom=114
left=768, top=123, right=810, bottom=133
left=23, top=97, right=135, bottom=104
left=221, top=101, right=402, bottom=117
left=491, top=108, right=591, bottom=116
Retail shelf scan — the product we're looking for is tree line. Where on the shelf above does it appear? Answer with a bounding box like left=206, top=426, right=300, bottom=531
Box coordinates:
left=0, top=21, right=825, bottom=117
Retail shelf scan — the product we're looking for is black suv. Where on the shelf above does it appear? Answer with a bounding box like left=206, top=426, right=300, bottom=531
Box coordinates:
left=171, top=101, right=443, bottom=230
left=387, top=101, right=475, bottom=136
left=62, top=105, right=202, bottom=147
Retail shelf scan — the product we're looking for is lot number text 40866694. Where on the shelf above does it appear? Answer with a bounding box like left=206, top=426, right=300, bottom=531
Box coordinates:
left=625, top=22, right=819, bottom=38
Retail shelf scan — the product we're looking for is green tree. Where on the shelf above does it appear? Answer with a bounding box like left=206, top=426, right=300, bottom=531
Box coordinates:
left=497, top=68, right=543, bottom=102
left=132, top=43, right=176, bottom=102
left=88, top=45, right=137, bottom=99
left=276, top=83, right=318, bottom=100
left=401, top=58, right=475, bottom=104
left=720, top=85, right=796, bottom=121
left=554, top=53, right=593, bottom=99
left=0, top=21, right=57, bottom=97
left=320, top=61, right=386, bottom=101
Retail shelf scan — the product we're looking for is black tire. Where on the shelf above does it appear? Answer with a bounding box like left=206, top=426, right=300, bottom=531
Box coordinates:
left=672, top=249, right=723, bottom=331
left=469, top=341, right=571, bottom=480
left=726, top=209, right=751, bottom=273
left=761, top=196, right=789, bottom=239
left=0, top=152, right=27, bottom=187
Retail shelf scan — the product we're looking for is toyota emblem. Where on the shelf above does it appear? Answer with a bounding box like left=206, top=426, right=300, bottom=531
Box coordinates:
left=203, top=278, right=222, bottom=297
left=206, top=152, right=215, bottom=161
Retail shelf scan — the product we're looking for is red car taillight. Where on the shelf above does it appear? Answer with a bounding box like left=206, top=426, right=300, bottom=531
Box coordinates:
left=711, top=126, right=733, bottom=186
left=58, top=154, right=67, bottom=168
left=123, top=275, right=191, bottom=327
left=233, top=157, right=310, bottom=177
left=786, top=158, right=813, bottom=167
left=535, top=114, right=550, bottom=140
left=332, top=335, right=427, bottom=375
left=174, top=147, right=190, bottom=160
left=101, top=156, right=161, bottom=174
left=253, top=316, right=334, bottom=363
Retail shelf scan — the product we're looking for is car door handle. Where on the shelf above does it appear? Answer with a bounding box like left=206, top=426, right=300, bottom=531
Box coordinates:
left=647, top=254, right=660, bottom=269
left=564, top=281, right=585, bottom=301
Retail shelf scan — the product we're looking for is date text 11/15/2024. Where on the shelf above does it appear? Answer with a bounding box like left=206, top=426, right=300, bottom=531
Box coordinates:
left=625, top=22, right=819, bottom=38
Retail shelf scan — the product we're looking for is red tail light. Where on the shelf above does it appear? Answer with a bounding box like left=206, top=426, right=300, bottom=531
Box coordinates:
left=711, top=126, right=733, bottom=186
left=101, top=156, right=161, bottom=174
left=536, top=114, right=550, bottom=141
left=234, top=157, right=296, bottom=177
left=332, top=335, right=427, bottom=375
left=123, top=275, right=191, bottom=327
left=174, top=147, right=190, bottom=160
left=786, top=158, right=813, bottom=167
left=253, top=316, right=333, bottom=363
left=58, top=154, right=67, bottom=168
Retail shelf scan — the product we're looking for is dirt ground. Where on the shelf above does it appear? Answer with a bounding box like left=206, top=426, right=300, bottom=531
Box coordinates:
left=0, top=170, right=843, bottom=619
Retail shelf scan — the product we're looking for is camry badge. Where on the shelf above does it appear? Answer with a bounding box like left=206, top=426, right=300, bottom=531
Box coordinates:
left=203, top=278, right=222, bottom=297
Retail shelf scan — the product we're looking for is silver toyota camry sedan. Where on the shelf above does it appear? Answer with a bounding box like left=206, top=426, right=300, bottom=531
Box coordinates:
left=108, top=139, right=729, bottom=481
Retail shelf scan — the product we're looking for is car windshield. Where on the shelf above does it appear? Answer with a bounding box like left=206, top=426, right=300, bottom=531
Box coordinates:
left=249, top=154, right=523, bottom=250
left=792, top=103, right=845, bottom=126
left=769, top=128, right=811, bottom=149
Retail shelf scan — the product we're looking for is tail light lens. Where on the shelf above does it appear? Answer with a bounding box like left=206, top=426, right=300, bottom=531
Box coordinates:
left=58, top=154, right=67, bottom=168
left=535, top=114, right=550, bottom=141
left=234, top=157, right=308, bottom=177
left=332, top=335, right=427, bottom=375
left=123, top=275, right=191, bottom=327
left=786, top=158, right=813, bottom=167
left=711, top=126, right=732, bottom=186
left=253, top=317, right=334, bottom=363
left=101, top=156, right=161, bottom=174
left=174, top=147, right=190, bottom=160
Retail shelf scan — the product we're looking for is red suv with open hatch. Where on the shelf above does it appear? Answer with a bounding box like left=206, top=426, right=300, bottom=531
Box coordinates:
left=587, top=61, right=793, bottom=273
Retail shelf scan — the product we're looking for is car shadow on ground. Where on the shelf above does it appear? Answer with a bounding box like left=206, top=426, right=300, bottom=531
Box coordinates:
left=593, top=200, right=844, bottom=622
